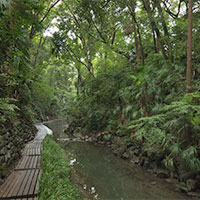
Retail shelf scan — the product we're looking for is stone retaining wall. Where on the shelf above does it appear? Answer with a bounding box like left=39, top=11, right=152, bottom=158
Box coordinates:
left=0, top=123, right=36, bottom=183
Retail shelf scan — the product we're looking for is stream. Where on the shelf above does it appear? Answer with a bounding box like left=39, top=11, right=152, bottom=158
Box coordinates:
left=45, top=120, right=190, bottom=200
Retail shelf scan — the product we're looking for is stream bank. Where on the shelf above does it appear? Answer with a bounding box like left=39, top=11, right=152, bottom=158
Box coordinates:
left=63, top=122, right=200, bottom=199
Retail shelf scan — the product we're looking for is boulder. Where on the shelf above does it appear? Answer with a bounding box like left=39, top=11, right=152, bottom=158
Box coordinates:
left=187, top=191, right=200, bottom=198
left=0, top=148, right=6, bottom=156
left=73, top=131, right=82, bottom=138
left=0, top=136, right=4, bottom=146
left=186, top=179, right=197, bottom=191
left=139, top=157, right=145, bottom=166
left=180, top=171, right=196, bottom=182
left=7, top=143, right=11, bottom=150
left=85, top=137, right=93, bottom=142
left=143, top=158, right=150, bottom=168
left=133, top=148, right=141, bottom=156
left=103, top=134, right=112, bottom=141
left=5, top=151, right=11, bottom=162
left=150, top=161, right=158, bottom=173
left=130, top=155, right=140, bottom=164
left=150, top=152, right=164, bottom=162
left=3, top=134, right=9, bottom=142
left=0, top=156, right=4, bottom=163
left=122, top=152, right=129, bottom=160
left=112, top=149, right=121, bottom=157
left=98, top=141, right=105, bottom=145
left=64, top=122, right=76, bottom=136
left=156, top=169, right=170, bottom=178
left=117, top=146, right=126, bottom=156
left=111, top=144, right=118, bottom=151
left=176, top=182, right=188, bottom=193
left=126, top=147, right=135, bottom=156
left=165, top=178, right=178, bottom=184
left=112, top=136, right=127, bottom=147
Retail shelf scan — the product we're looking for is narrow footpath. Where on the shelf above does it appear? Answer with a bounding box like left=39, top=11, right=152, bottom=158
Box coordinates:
left=0, top=124, right=52, bottom=200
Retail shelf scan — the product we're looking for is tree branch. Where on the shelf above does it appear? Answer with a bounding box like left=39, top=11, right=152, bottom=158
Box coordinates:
left=88, top=32, right=129, bottom=59
left=162, top=0, right=182, bottom=19
left=111, top=29, right=117, bottom=45
left=102, top=0, right=112, bottom=8
left=39, top=0, right=61, bottom=24
left=29, top=0, right=60, bottom=40
left=66, top=45, right=94, bottom=77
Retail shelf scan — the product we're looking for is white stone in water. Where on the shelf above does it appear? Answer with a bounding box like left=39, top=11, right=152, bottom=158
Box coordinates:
left=69, top=158, right=76, bottom=165
left=91, top=186, right=96, bottom=194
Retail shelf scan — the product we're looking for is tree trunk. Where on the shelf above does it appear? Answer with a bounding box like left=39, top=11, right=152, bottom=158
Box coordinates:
left=33, top=34, right=44, bottom=67
left=128, top=2, right=145, bottom=65
left=76, top=65, right=83, bottom=95
left=136, top=23, right=145, bottom=65
left=143, top=0, right=168, bottom=61
left=186, top=0, right=193, bottom=92
left=153, top=31, right=158, bottom=53
left=134, top=26, right=140, bottom=65
left=155, top=0, right=173, bottom=63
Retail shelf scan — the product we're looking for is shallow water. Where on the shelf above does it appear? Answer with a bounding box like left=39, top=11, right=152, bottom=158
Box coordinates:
left=64, top=141, right=189, bottom=200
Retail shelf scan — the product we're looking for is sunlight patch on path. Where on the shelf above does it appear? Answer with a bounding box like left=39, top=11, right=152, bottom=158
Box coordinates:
left=35, top=124, right=53, bottom=140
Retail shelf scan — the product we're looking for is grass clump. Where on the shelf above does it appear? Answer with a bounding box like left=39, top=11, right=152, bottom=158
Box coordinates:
left=39, top=135, right=81, bottom=200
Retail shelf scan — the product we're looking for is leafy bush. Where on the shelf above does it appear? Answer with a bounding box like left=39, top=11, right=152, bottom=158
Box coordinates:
left=127, top=92, right=200, bottom=173
left=71, top=67, right=134, bottom=131
left=40, top=135, right=81, bottom=200
left=0, top=98, right=19, bottom=123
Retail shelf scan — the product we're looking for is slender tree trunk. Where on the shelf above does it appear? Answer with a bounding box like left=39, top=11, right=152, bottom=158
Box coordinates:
left=136, top=23, right=145, bottom=65
left=79, top=36, right=94, bottom=77
left=76, top=65, right=82, bottom=95
left=134, top=26, right=140, bottom=65
left=186, top=0, right=193, bottom=92
left=153, top=31, right=158, bottom=53
left=33, top=34, right=44, bottom=67
left=156, top=0, right=173, bottom=63
left=129, top=2, right=140, bottom=64
left=128, top=2, right=145, bottom=65
left=143, top=0, right=168, bottom=61
left=88, top=60, right=94, bottom=76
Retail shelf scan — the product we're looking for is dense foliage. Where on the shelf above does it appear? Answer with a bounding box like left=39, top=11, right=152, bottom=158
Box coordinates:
left=0, top=0, right=62, bottom=181
left=49, top=0, right=200, bottom=176
left=1, top=0, right=200, bottom=187
left=0, top=0, right=64, bottom=123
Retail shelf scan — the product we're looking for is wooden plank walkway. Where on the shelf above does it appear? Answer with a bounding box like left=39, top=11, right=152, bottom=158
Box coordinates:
left=0, top=169, right=41, bottom=199
left=22, top=144, right=41, bottom=156
left=15, top=156, right=41, bottom=170
left=0, top=126, right=46, bottom=200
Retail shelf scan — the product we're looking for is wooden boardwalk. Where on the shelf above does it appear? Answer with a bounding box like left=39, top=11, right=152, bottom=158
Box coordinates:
left=0, top=127, right=46, bottom=200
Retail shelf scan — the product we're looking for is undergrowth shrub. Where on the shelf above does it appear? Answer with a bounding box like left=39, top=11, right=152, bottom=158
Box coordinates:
left=0, top=98, right=19, bottom=123
left=72, top=67, right=134, bottom=132
left=127, top=92, right=200, bottom=173
left=40, top=135, right=81, bottom=200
